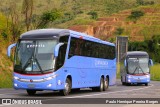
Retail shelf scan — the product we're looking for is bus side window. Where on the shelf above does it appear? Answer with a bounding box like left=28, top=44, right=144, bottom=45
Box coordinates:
left=75, top=40, right=80, bottom=55
left=68, top=37, right=76, bottom=58
left=55, top=36, right=68, bottom=70
left=68, top=37, right=83, bottom=58
left=59, top=36, right=69, bottom=44
left=56, top=44, right=67, bottom=70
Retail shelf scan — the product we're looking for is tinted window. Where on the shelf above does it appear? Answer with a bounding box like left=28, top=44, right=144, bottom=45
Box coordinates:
left=68, top=37, right=115, bottom=59
left=55, top=36, right=69, bottom=70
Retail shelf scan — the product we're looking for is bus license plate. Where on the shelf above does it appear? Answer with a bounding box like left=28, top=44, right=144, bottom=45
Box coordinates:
left=28, top=84, right=35, bottom=88
left=137, top=79, right=141, bottom=82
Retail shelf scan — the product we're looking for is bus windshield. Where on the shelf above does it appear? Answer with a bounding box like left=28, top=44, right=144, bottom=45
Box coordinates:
left=14, top=40, right=57, bottom=74
left=127, top=57, right=149, bottom=74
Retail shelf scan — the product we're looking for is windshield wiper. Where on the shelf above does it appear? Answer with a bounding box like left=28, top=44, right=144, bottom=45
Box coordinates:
left=132, top=66, right=138, bottom=75
left=22, top=55, right=43, bottom=74
left=131, top=65, right=145, bottom=75
left=34, top=57, right=43, bottom=73
left=22, top=56, right=33, bottom=71
left=34, top=41, right=43, bottom=73
left=22, top=41, right=43, bottom=73
left=138, top=65, right=145, bottom=74
left=22, top=42, right=36, bottom=71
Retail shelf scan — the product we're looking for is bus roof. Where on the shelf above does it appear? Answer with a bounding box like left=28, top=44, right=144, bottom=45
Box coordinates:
left=20, top=29, right=70, bottom=39
left=126, top=51, right=149, bottom=57
left=20, top=29, right=115, bottom=46
left=69, top=30, right=115, bottom=46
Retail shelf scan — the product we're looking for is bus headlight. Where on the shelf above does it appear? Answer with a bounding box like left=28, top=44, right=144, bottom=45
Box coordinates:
left=14, top=76, right=19, bottom=80
left=128, top=75, right=132, bottom=78
left=47, top=84, right=52, bottom=87
left=14, top=83, right=18, bottom=87
left=145, top=75, right=150, bottom=78
left=44, top=74, right=58, bottom=81
left=128, top=79, right=131, bottom=82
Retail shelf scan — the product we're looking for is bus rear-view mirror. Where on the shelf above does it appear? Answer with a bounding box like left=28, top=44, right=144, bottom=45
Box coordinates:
left=7, top=43, right=17, bottom=57
left=149, top=59, right=153, bottom=66
left=54, top=43, right=64, bottom=57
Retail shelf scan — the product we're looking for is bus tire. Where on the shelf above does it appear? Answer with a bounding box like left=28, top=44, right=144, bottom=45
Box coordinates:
left=26, top=90, right=36, bottom=96
left=92, top=77, right=103, bottom=92
left=126, top=83, right=131, bottom=86
left=121, top=76, right=126, bottom=85
left=60, top=78, right=71, bottom=96
left=122, top=82, right=126, bottom=85
left=103, top=78, right=109, bottom=91
left=145, top=83, right=148, bottom=86
left=98, top=77, right=104, bottom=92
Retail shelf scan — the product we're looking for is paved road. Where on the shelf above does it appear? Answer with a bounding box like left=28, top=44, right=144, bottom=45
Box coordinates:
left=0, top=80, right=160, bottom=107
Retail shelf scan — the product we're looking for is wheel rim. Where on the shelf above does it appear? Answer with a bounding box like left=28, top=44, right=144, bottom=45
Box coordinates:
left=65, top=82, right=69, bottom=93
left=101, top=82, right=103, bottom=89
left=104, top=79, right=108, bottom=90
left=105, top=80, right=108, bottom=88
left=100, top=79, right=103, bottom=90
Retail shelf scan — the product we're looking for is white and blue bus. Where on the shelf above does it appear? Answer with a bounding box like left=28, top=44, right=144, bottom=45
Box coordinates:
left=7, top=29, right=116, bottom=96
left=120, top=51, right=153, bottom=86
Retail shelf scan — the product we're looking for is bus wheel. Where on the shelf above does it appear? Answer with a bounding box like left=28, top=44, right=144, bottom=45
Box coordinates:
left=60, top=78, right=71, bottom=96
left=145, top=83, right=148, bottom=86
left=121, top=77, right=126, bottom=85
left=122, top=82, right=126, bottom=85
left=98, top=77, right=104, bottom=92
left=26, top=90, right=36, bottom=96
left=92, top=77, right=103, bottom=92
left=126, top=83, right=131, bottom=86
left=103, top=78, right=109, bottom=91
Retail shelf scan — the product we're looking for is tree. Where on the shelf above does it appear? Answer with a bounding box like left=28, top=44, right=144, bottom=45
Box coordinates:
left=114, top=27, right=124, bottom=35
left=129, top=35, right=160, bottom=63
left=128, top=10, right=144, bottom=23
left=136, top=0, right=155, bottom=6
left=22, top=0, right=34, bottom=31
left=87, top=11, right=98, bottom=20
left=36, top=9, right=62, bottom=28
left=149, top=35, right=160, bottom=63
left=136, top=0, right=144, bottom=5
left=8, top=1, right=22, bottom=42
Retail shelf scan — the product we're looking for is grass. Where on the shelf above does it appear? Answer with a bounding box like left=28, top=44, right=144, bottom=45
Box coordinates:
left=150, top=64, right=160, bottom=81
left=0, top=52, right=13, bottom=88
left=0, top=72, right=12, bottom=88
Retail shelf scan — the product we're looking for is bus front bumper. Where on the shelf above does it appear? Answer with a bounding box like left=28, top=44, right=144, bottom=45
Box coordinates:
left=126, top=75, right=150, bottom=84
left=13, top=79, right=57, bottom=90
left=13, top=73, right=58, bottom=90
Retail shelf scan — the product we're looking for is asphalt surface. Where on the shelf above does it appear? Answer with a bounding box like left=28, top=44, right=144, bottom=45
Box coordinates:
left=0, top=80, right=160, bottom=107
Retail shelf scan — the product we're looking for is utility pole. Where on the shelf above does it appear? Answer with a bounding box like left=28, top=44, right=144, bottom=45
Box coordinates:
left=116, top=36, right=128, bottom=63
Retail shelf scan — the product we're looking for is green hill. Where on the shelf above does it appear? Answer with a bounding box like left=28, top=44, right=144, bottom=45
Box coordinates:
left=69, top=5, right=160, bottom=42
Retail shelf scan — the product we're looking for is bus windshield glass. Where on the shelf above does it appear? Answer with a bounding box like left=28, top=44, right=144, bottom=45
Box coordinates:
left=14, top=40, right=57, bottom=74
left=127, top=57, right=149, bottom=74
